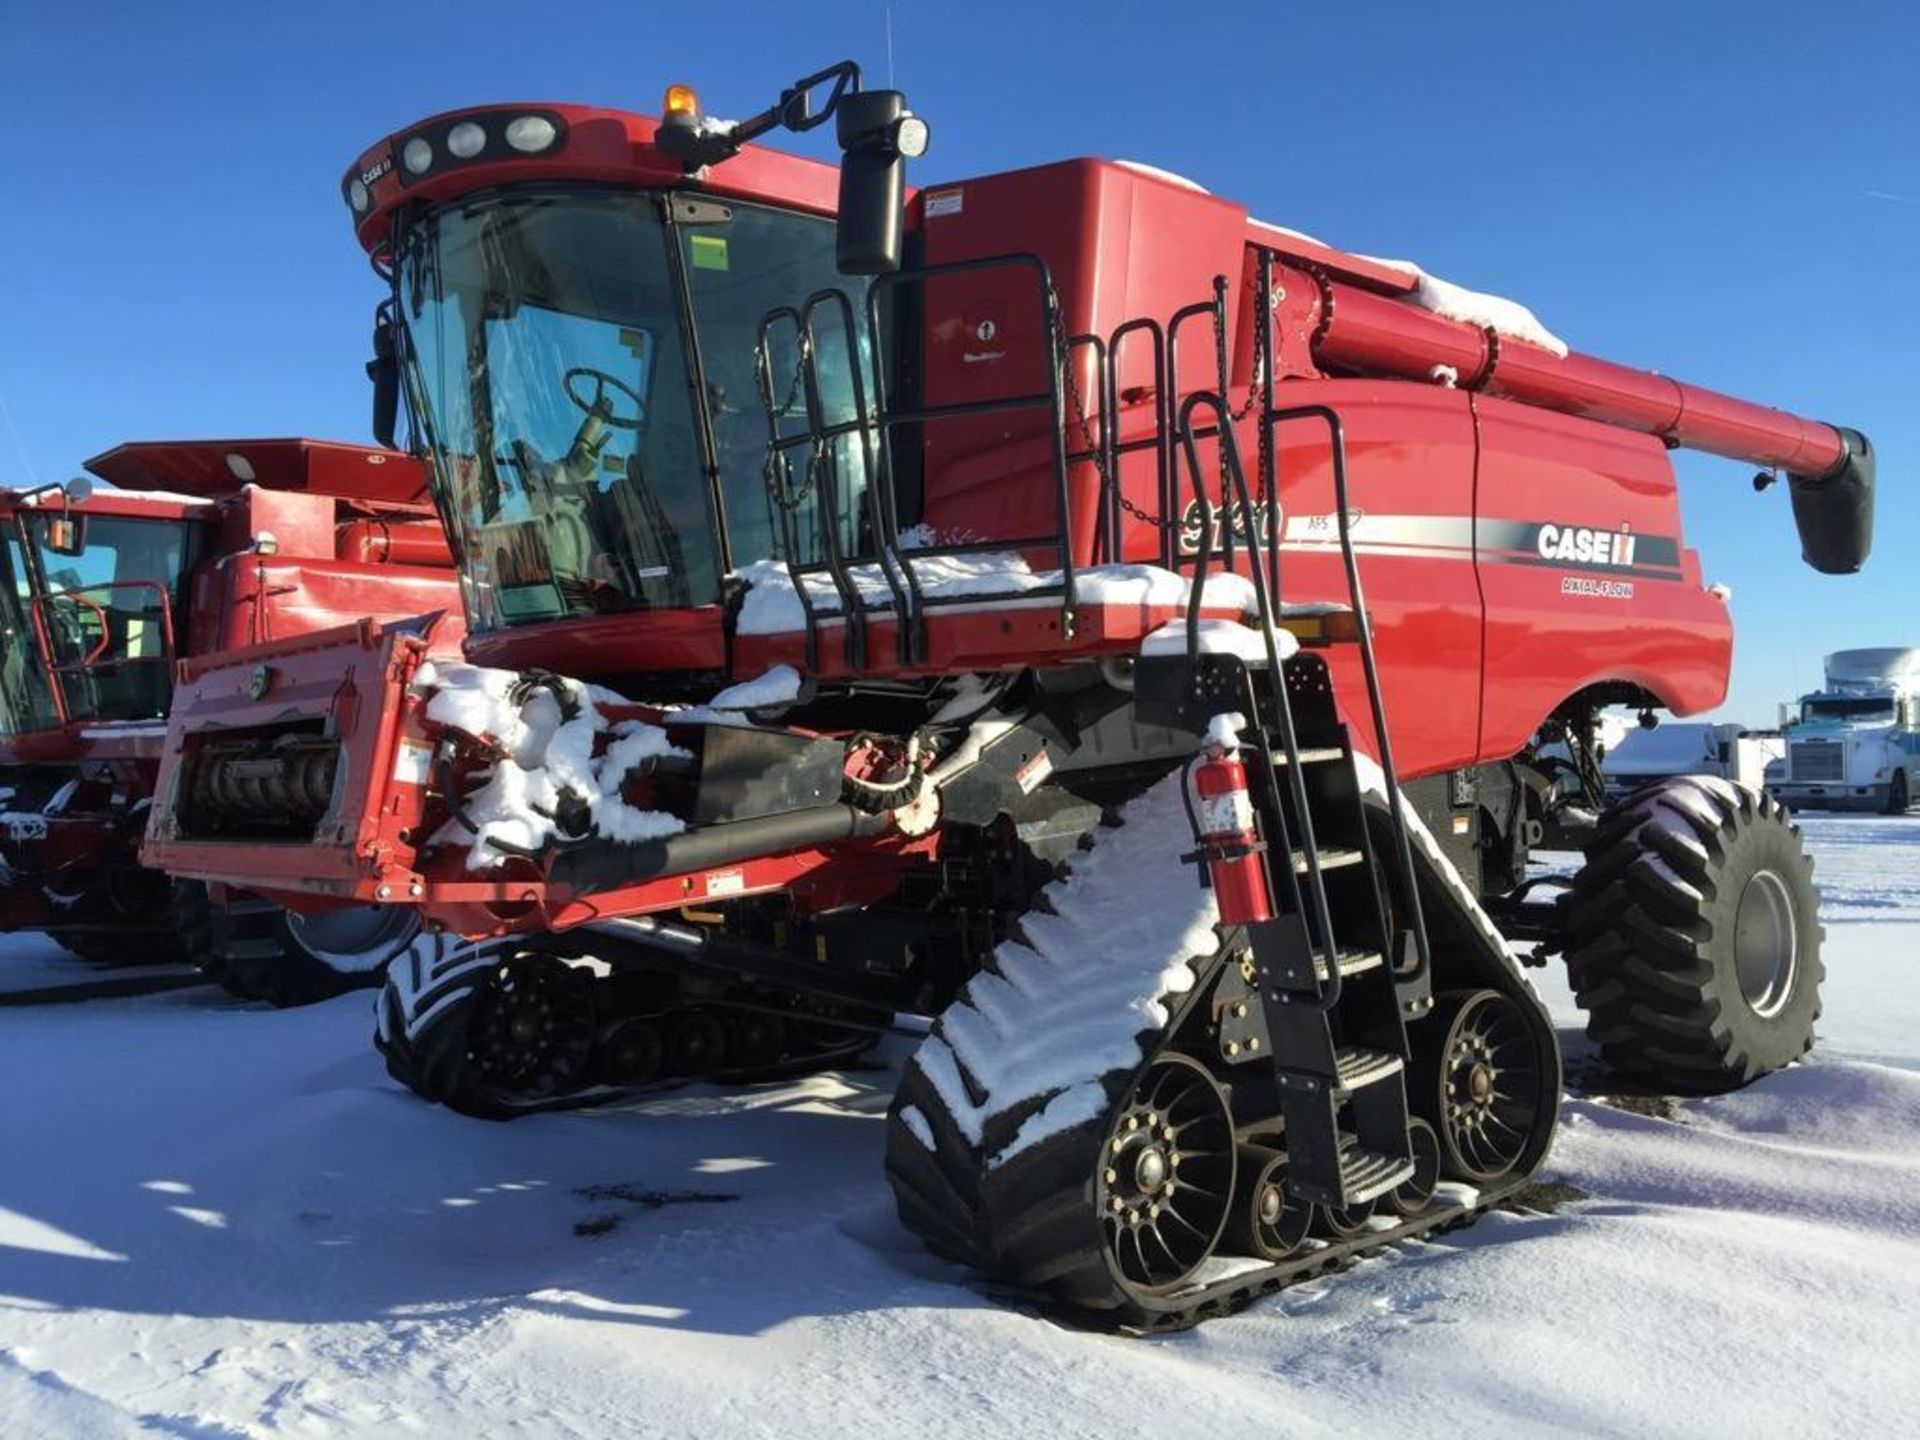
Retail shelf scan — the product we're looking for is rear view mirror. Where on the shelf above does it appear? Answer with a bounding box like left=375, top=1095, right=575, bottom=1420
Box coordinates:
left=835, top=89, right=925, bottom=276
left=44, top=514, right=87, bottom=557
left=368, top=309, right=400, bottom=449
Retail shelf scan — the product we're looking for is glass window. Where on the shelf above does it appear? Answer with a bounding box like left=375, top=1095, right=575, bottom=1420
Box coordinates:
left=18, top=513, right=189, bottom=724
left=678, top=202, right=877, bottom=570
left=1804, top=697, right=1896, bottom=722
left=0, top=530, right=57, bottom=737
left=399, top=191, right=716, bottom=630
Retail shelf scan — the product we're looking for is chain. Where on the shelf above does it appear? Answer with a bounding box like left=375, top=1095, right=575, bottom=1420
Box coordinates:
left=1053, top=288, right=1268, bottom=537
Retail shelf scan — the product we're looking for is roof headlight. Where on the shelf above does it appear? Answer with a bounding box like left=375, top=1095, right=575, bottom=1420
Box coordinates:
left=504, top=114, right=558, bottom=154
left=447, top=121, right=487, bottom=159
left=401, top=137, right=434, bottom=175
left=348, top=178, right=370, bottom=213
left=893, top=114, right=930, bottom=160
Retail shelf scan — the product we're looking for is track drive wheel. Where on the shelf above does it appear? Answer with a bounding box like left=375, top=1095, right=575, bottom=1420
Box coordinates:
left=1564, top=777, right=1823, bottom=1092
left=376, top=934, right=599, bottom=1119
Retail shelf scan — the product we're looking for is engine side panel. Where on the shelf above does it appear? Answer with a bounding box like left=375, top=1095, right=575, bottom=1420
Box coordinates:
left=1471, top=394, right=1731, bottom=760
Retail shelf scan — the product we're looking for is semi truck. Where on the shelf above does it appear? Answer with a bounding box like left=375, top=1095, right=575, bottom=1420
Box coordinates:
left=1768, top=648, right=1920, bottom=813
left=139, top=61, right=1872, bottom=1325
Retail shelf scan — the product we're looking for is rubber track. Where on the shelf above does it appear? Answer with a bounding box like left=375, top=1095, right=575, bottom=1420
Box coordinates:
left=1563, top=776, right=1823, bottom=1088
left=376, top=932, right=884, bottom=1119
left=886, top=792, right=1552, bottom=1329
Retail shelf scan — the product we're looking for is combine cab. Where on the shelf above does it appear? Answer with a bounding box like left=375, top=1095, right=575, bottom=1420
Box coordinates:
left=147, top=64, right=1871, bottom=1323
left=1, top=439, right=462, bottom=1003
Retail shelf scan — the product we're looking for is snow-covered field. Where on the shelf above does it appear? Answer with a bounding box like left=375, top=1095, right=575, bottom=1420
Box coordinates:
left=2, top=814, right=1916, bottom=1438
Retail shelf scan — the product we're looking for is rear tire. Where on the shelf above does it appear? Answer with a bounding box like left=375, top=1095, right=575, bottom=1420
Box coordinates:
left=1564, top=777, right=1823, bottom=1092
left=174, top=881, right=417, bottom=1008
left=1886, top=770, right=1910, bottom=816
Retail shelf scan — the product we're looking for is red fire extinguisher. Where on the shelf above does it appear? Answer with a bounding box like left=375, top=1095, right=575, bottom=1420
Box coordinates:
left=1192, top=714, right=1274, bottom=925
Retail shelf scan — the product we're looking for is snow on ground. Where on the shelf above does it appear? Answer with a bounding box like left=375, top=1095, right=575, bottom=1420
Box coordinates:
left=2, top=818, right=1918, bottom=1437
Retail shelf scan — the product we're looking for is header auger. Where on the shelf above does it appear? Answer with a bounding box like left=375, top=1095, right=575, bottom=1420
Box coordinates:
left=145, top=61, right=1868, bottom=1325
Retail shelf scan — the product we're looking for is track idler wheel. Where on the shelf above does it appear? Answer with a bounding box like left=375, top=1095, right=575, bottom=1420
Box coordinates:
left=594, top=1017, right=665, bottom=1087
left=1417, top=989, right=1547, bottom=1183
left=1384, top=1117, right=1442, bottom=1217
left=1095, top=1052, right=1236, bottom=1294
left=727, top=1011, right=787, bottom=1070
left=1317, top=1196, right=1376, bottom=1239
left=668, top=1011, right=727, bottom=1075
left=1228, top=1147, right=1314, bottom=1260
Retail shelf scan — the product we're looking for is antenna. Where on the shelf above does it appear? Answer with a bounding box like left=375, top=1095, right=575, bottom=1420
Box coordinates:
left=885, top=1, right=896, bottom=89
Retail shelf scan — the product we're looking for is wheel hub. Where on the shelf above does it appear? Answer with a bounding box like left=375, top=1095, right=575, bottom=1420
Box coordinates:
left=1429, top=990, right=1544, bottom=1183
left=1733, top=868, right=1799, bottom=1018
left=1098, top=1054, right=1235, bottom=1292
left=1256, top=1181, right=1284, bottom=1226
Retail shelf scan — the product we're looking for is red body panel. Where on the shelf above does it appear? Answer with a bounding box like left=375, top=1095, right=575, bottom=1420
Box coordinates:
left=85, top=437, right=431, bottom=506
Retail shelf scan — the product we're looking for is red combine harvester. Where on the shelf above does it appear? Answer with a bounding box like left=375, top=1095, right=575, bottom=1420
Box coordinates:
left=144, top=64, right=1873, bottom=1325
left=1, top=439, right=462, bottom=1003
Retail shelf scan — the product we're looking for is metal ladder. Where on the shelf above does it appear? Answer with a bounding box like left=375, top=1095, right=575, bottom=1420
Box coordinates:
left=1135, top=252, right=1436, bottom=1210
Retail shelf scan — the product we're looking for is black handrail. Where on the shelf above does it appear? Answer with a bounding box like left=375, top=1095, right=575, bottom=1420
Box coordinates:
left=1265, top=403, right=1433, bottom=985
left=1175, top=392, right=1347, bottom=1011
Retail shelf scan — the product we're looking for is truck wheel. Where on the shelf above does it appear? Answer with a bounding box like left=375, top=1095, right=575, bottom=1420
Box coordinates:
left=1886, top=771, right=1910, bottom=816
left=174, top=882, right=418, bottom=1008
left=1564, top=777, right=1823, bottom=1092
left=375, top=934, right=598, bottom=1120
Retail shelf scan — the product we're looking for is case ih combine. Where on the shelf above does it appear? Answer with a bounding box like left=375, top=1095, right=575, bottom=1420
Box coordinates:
left=143, top=63, right=1873, bottom=1325
left=0, top=439, right=460, bottom=1003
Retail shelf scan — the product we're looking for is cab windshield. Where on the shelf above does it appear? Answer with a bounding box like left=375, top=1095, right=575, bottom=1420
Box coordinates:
left=1803, top=697, right=1896, bottom=722
left=0, top=511, right=192, bottom=734
left=397, top=189, right=874, bottom=633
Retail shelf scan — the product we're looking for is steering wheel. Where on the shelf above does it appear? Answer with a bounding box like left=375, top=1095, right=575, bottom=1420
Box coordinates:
left=563, top=368, right=645, bottom=431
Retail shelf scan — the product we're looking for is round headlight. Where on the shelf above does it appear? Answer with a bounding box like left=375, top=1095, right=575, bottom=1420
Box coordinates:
left=894, top=115, right=930, bottom=160
left=348, top=178, right=370, bottom=213
left=504, top=115, right=558, bottom=154
left=401, top=137, right=434, bottom=175
left=447, top=121, right=487, bottom=159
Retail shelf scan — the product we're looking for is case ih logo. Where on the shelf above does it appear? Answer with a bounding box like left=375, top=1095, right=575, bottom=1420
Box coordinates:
left=361, top=155, right=393, bottom=187
left=1534, top=523, right=1637, bottom=568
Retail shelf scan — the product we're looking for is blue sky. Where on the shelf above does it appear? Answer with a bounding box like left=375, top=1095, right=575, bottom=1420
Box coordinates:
left=2, top=0, right=1913, bottom=721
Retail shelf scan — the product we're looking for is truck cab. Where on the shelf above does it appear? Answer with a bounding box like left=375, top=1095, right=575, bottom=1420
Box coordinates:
left=1768, top=647, right=1920, bottom=814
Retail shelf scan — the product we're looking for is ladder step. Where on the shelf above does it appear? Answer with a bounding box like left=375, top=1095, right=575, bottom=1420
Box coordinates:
left=1272, top=746, right=1344, bottom=766
left=1339, top=1145, right=1416, bottom=1206
left=1332, top=1044, right=1404, bottom=1093
left=1289, top=846, right=1364, bottom=874
left=1314, top=947, right=1385, bottom=982
left=1274, top=1046, right=1403, bottom=1098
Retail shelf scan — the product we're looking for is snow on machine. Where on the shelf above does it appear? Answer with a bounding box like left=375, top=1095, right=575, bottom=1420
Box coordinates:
left=142, top=63, right=1873, bottom=1324
left=0, top=439, right=462, bottom=1003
